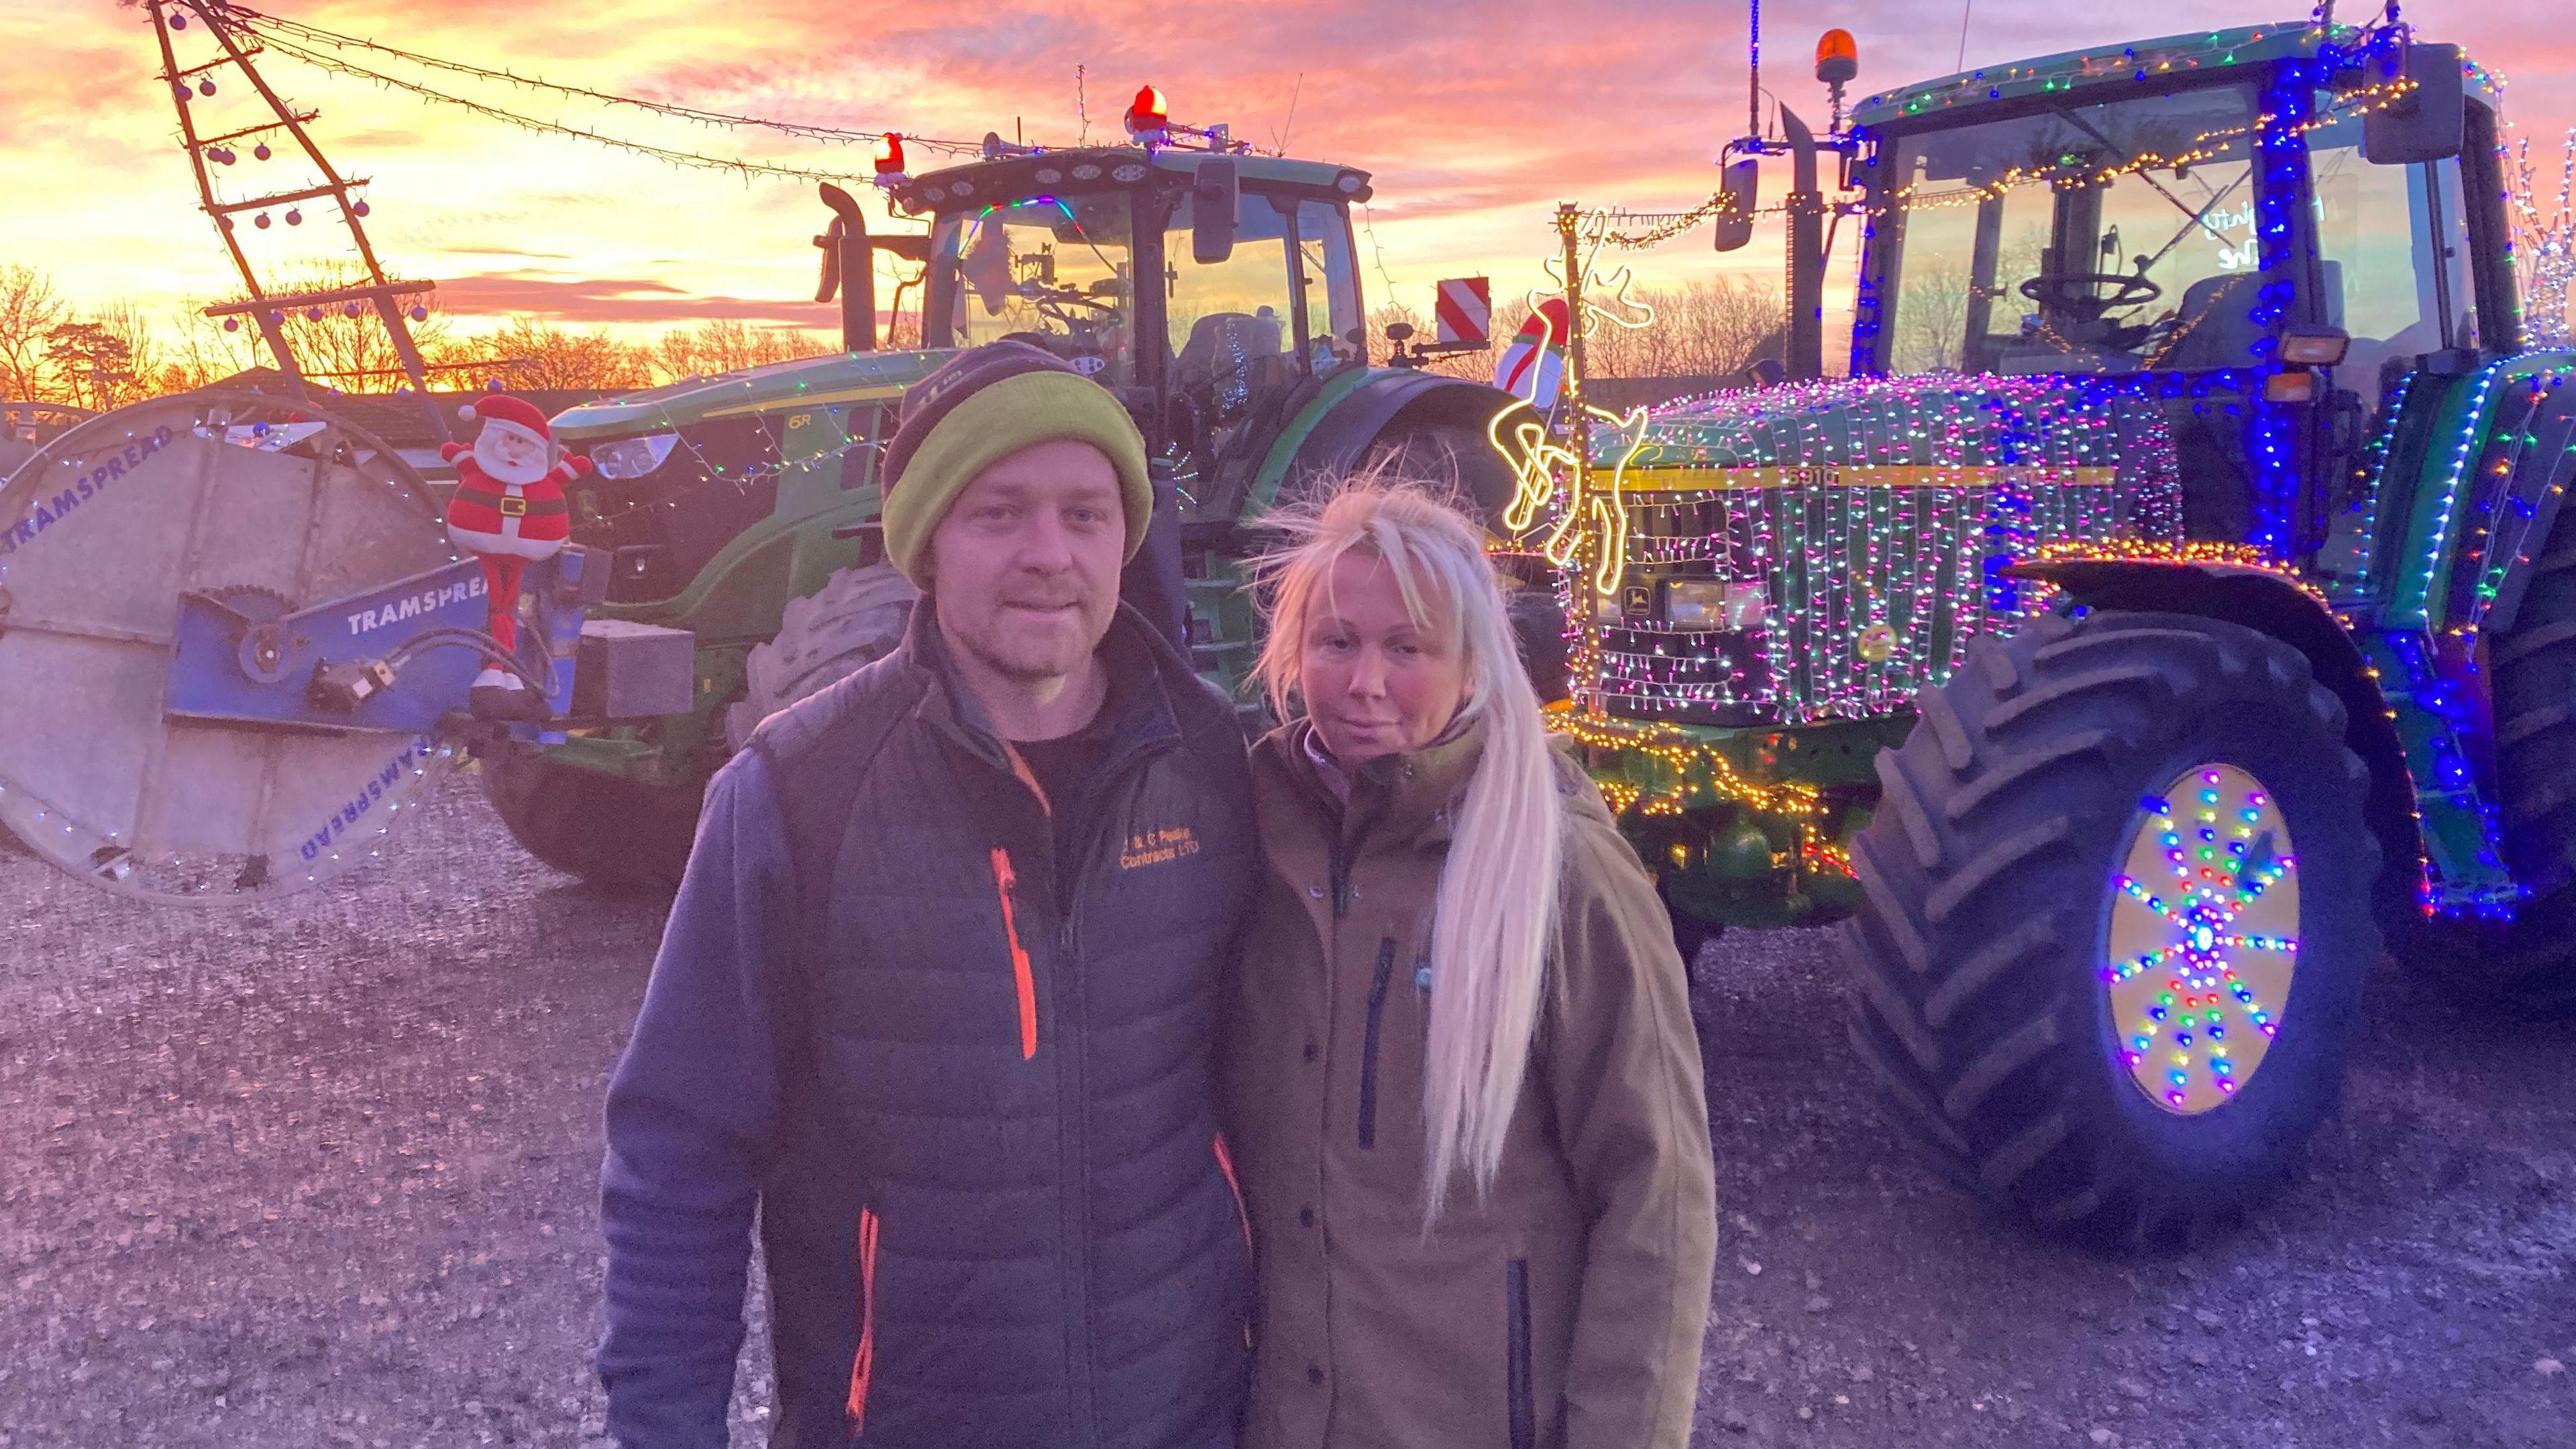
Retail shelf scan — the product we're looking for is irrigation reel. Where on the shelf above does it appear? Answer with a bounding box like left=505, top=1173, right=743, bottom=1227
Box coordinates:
left=0, top=389, right=609, bottom=902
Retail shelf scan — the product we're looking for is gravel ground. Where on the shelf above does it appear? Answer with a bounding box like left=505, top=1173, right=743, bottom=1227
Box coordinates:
left=1, top=768, right=2570, bottom=1448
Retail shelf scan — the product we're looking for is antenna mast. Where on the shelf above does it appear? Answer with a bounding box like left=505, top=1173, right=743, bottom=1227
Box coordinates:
left=1748, top=0, right=1762, bottom=139
left=150, top=1, right=449, bottom=442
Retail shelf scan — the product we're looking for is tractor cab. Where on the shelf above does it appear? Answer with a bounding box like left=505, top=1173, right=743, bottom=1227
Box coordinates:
left=886, top=113, right=1375, bottom=521
left=1846, top=20, right=2518, bottom=566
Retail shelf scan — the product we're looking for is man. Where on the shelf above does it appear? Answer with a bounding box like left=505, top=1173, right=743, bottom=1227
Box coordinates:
left=598, top=341, right=1258, bottom=1448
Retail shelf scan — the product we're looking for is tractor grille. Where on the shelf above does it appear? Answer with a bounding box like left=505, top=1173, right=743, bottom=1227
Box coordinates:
left=1594, top=466, right=2145, bottom=727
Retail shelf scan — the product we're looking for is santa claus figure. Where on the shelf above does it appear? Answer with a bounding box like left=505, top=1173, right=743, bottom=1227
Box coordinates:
left=441, top=394, right=590, bottom=720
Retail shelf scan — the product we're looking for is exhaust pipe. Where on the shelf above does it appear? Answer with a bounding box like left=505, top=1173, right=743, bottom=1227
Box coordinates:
left=1780, top=107, right=1825, bottom=382
left=817, top=182, right=877, bottom=353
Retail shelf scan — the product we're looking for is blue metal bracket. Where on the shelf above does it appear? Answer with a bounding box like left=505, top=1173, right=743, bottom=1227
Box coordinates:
left=164, top=547, right=598, bottom=735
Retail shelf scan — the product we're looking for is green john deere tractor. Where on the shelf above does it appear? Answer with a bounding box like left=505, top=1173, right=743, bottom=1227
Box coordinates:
left=1556, top=13, right=2575, bottom=1246
left=482, top=109, right=1523, bottom=890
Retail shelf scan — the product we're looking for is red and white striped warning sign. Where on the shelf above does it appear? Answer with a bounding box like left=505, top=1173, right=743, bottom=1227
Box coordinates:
left=1434, top=277, right=1492, bottom=345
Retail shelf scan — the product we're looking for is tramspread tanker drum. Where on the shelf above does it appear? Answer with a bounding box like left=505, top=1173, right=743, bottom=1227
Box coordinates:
left=0, top=391, right=610, bottom=902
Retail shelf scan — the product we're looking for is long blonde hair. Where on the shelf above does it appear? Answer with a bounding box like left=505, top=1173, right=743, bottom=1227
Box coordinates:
left=1250, top=475, right=1566, bottom=1224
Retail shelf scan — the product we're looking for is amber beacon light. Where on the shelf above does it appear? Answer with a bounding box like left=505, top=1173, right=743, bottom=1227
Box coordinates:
left=1815, top=29, right=1859, bottom=85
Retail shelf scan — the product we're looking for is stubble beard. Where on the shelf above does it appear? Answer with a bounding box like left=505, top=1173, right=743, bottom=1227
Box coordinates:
left=954, top=596, right=1110, bottom=686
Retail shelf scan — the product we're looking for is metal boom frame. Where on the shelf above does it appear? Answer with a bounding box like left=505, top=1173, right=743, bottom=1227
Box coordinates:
left=149, top=1, right=449, bottom=443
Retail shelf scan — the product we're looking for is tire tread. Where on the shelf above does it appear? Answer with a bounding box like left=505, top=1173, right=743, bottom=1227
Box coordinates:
left=1841, top=609, right=2382, bottom=1247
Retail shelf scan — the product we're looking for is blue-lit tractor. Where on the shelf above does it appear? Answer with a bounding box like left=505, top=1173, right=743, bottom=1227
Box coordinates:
left=1564, top=15, right=2572, bottom=1246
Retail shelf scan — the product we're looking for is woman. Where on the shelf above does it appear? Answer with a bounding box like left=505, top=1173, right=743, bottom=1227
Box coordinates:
left=1225, top=477, right=1716, bottom=1449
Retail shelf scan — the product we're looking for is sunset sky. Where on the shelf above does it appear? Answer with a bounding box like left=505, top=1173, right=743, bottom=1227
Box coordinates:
left=1, top=0, right=2568, bottom=356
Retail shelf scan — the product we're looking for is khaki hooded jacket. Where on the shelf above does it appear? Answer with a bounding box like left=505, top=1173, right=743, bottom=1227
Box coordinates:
left=1224, top=718, right=1717, bottom=1449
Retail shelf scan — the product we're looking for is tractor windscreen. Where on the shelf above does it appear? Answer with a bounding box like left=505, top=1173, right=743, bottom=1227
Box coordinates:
left=1882, top=85, right=2261, bottom=377
left=934, top=193, right=1140, bottom=386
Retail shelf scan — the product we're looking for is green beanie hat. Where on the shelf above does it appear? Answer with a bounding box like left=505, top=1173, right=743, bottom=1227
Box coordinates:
left=878, top=341, right=1153, bottom=587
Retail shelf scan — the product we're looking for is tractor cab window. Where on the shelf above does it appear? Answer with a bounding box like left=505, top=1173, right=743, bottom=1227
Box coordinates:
left=2307, top=105, right=2478, bottom=409
left=1294, top=199, right=1364, bottom=372
left=1163, top=189, right=1313, bottom=427
left=932, top=193, right=1138, bottom=386
left=1884, top=85, right=2261, bottom=377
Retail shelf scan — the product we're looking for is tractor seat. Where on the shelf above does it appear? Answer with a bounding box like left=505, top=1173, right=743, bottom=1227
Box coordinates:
left=2155, top=273, right=2265, bottom=371
left=1175, top=309, right=1285, bottom=389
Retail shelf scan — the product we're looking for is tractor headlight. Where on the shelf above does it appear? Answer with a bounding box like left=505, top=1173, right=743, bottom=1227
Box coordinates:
left=1662, top=579, right=1766, bottom=631
left=589, top=432, right=679, bottom=480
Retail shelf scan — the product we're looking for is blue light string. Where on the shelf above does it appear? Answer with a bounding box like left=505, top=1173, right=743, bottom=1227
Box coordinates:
left=2344, top=370, right=2418, bottom=586
left=2244, top=64, right=2322, bottom=560
left=2400, top=356, right=2525, bottom=625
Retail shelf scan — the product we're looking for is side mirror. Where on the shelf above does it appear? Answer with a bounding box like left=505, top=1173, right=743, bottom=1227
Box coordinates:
left=1191, top=158, right=1239, bottom=266
left=2363, top=43, right=2465, bottom=165
left=1714, top=158, right=1758, bottom=253
left=1385, top=321, right=1415, bottom=343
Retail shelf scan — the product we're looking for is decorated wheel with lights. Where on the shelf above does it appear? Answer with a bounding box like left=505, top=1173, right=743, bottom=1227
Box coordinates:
left=0, top=391, right=468, bottom=901
left=2104, top=763, right=2300, bottom=1115
left=1842, top=607, right=2377, bottom=1249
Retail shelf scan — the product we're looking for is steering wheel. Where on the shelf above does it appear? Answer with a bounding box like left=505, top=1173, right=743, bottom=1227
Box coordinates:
left=2019, top=272, right=2164, bottom=325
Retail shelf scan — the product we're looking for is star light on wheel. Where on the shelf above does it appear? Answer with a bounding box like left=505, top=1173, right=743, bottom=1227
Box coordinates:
left=2103, top=764, right=2300, bottom=1116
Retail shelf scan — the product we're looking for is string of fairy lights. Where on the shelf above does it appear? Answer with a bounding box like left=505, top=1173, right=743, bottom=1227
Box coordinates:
left=1601, top=195, right=1780, bottom=252
left=1593, top=65, right=2440, bottom=250
left=1572, top=376, right=2183, bottom=728
left=159, top=0, right=987, bottom=210
left=209, top=29, right=899, bottom=188
left=1882, top=74, right=2431, bottom=215
left=2510, top=131, right=2576, bottom=349
left=201, top=3, right=986, bottom=157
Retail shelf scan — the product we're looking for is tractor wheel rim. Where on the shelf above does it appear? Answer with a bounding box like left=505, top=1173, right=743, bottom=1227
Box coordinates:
left=2104, top=761, right=2300, bottom=1116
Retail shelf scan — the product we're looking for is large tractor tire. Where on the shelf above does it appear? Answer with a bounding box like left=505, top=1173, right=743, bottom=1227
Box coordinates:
left=1842, top=608, right=2379, bottom=1250
left=2458, top=508, right=2576, bottom=1015
left=726, top=560, right=917, bottom=749
left=480, top=747, right=702, bottom=895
